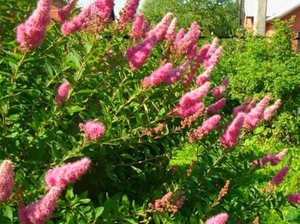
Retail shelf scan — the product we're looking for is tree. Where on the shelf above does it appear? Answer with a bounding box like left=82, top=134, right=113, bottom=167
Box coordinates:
left=140, top=0, right=239, bottom=37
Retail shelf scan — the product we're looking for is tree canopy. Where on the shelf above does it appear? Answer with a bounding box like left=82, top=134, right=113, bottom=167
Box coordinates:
left=139, top=0, right=239, bottom=37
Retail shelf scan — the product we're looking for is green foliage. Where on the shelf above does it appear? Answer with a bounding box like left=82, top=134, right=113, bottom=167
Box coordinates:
left=0, top=1, right=298, bottom=224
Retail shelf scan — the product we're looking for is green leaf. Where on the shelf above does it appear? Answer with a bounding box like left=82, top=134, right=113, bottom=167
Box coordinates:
left=94, top=206, right=104, bottom=219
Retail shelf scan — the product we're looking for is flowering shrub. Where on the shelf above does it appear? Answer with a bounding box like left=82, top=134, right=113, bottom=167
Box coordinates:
left=0, top=0, right=298, bottom=223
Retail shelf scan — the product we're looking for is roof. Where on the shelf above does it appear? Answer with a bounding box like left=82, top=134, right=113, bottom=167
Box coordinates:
left=244, top=0, right=300, bottom=21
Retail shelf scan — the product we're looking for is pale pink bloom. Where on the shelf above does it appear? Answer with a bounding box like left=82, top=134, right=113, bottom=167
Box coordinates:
left=146, top=12, right=173, bottom=43
left=130, top=13, right=145, bottom=40
left=16, top=0, right=51, bottom=48
left=270, top=165, right=289, bottom=186
left=288, top=193, right=300, bottom=204
left=205, top=213, right=229, bottom=224
left=79, top=121, right=106, bottom=140
left=175, top=28, right=185, bottom=43
left=0, top=160, right=14, bottom=203
left=233, top=99, right=257, bottom=117
left=207, top=98, right=227, bottom=114
left=212, top=76, right=229, bottom=98
left=270, top=149, right=288, bottom=165
left=205, top=37, right=219, bottom=59
left=61, top=6, right=90, bottom=35
left=118, top=0, right=140, bottom=30
left=204, top=46, right=223, bottom=69
left=220, top=112, right=245, bottom=149
left=126, top=35, right=156, bottom=69
left=195, top=66, right=214, bottom=86
left=189, top=114, right=221, bottom=142
left=171, top=196, right=186, bottom=214
left=175, top=102, right=204, bottom=118
left=165, top=18, right=177, bottom=41
left=244, top=95, right=270, bottom=129
left=178, top=82, right=210, bottom=108
left=263, top=99, right=281, bottom=121
left=175, top=22, right=200, bottom=55
left=56, top=0, right=77, bottom=22
left=141, top=63, right=173, bottom=88
left=55, top=82, right=70, bottom=106
left=18, top=187, right=61, bottom=224
left=163, top=60, right=189, bottom=85
left=45, top=157, right=91, bottom=189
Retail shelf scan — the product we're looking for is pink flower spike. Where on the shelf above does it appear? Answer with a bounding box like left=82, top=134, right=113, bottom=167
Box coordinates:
left=175, top=102, right=205, bottom=118
left=207, top=98, right=227, bottom=114
left=189, top=114, right=221, bottom=142
left=45, top=157, right=91, bottom=189
left=126, top=35, right=156, bottom=70
left=178, top=82, right=211, bottom=108
left=263, top=99, right=281, bottom=121
left=16, top=0, right=52, bottom=48
left=288, top=193, right=300, bottom=204
left=205, top=213, right=229, bottom=224
left=56, top=0, right=77, bottom=22
left=195, top=66, right=214, bottom=86
left=244, top=95, right=270, bottom=129
left=142, top=63, right=173, bottom=88
left=0, top=160, right=15, bottom=203
left=196, top=44, right=210, bottom=65
left=165, top=18, right=177, bottom=41
left=175, top=28, right=185, bottom=43
left=163, top=60, right=189, bottom=85
left=79, top=121, right=106, bottom=140
left=204, top=46, right=223, bottom=69
left=55, top=82, right=70, bottom=106
left=270, top=165, right=289, bottom=186
left=130, top=13, right=145, bottom=40
left=18, top=187, right=61, bottom=224
left=212, top=76, right=229, bottom=98
left=220, top=112, right=245, bottom=149
left=270, top=149, right=288, bottom=165
left=118, top=0, right=140, bottom=30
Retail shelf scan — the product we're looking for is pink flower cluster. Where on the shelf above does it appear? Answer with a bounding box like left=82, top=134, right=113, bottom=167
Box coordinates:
left=146, top=13, right=173, bottom=43
left=233, top=98, right=257, bottom=117
left=126, top=35, right=157, bottom=70
left=163, top=60, right=189, bottom=85
left=243, top=95, right=270, bottom=129
left=16, top=0, right=51, bottom=48
left=118, top=0, right=140, bottom=30
left=207, top=98, right=227, bottom=114
left=148, top=192, right=186, bottom=214
left=220, top=112, right=245, bottom=149
left=141, top=63, right=173, bottom=88
left=288, top=193, right=300, bottom=204
left=19, top=157, right=91, bottom=223
left=269, top=165, right=289, bottom=186
left=212, top=76, right=229, bottom=98
left=205, top=213, right=229, bottom=224
left=45, top=157, right=91, bottom=189
left=79, top=120, right=106, bottom=140
left=165, top=18, right=177, bottom=41
left=188, top=115, right=221, bottom=142
left=55, top=82, right=70, bottom=106
left=56, top=0, right=77, bottom=22
left=252, top=149, right=288, bottom=167
left=263, top=99, right=281, bottom=121
left=130, top=13, right=149, bottom=40
left=0, top=160, right=15, bottom=203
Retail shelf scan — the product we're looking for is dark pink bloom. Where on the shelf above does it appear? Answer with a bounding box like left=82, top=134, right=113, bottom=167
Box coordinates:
left=130, top=13, right=146, bottom=40
left=45, top=157, right=91, bottom=189
left=195, top=66, right=214, bottom=86
left=168, top=166, right=177, bottom=174
left=0, top=160, right=14, bottom=203
left=56, top=0, right=76, bottom=22
left=55, top=82, right=70, bottom=106
left=165, top=18, right=177, bottom=41
left=146, top=12, right=173, bottom=43
left=187, top=44, right=198, bottom=60
left=207, top=98, right=227, bottom=114
left=244, top=95, right=270, bottom=129
left=288, top=193, right=300, bottom=204
left=93, top=0, right=115, bottom=20
left=79, top=121, right=106, bottom=140
left=175, top=28, right=185, bottom=43
left=189, top=114, right=221, bottom=142
left=118, top=0, right=140, bottom=30
left=263, top=99, right=281, bottom=121
left=270, top=166, right=289, bottom=186
left=126, top=35, right=156, bottom=69
left=175, top=102, right=205, bottom=118
left=271, top=149, right=288, bottom=165
left=220, top=112, right=245, bottom=149
left=212, top=76, right=229, bottom=98
left=205, top=213, right=229, bottom=224
left=252, top=149, right=288, bottom=167
left=195, top=44, right=210, bottom=65
left=163, top=60, right=189, bottom=85
left=178, top=82, right=210, bottom=108
left=18, top=187, right=61, bottom=224
left=175, top=22, right=200, bottom=55
left=16, top=0, right=51, bottom=48
left=142, top=63, right=173, bottom=88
